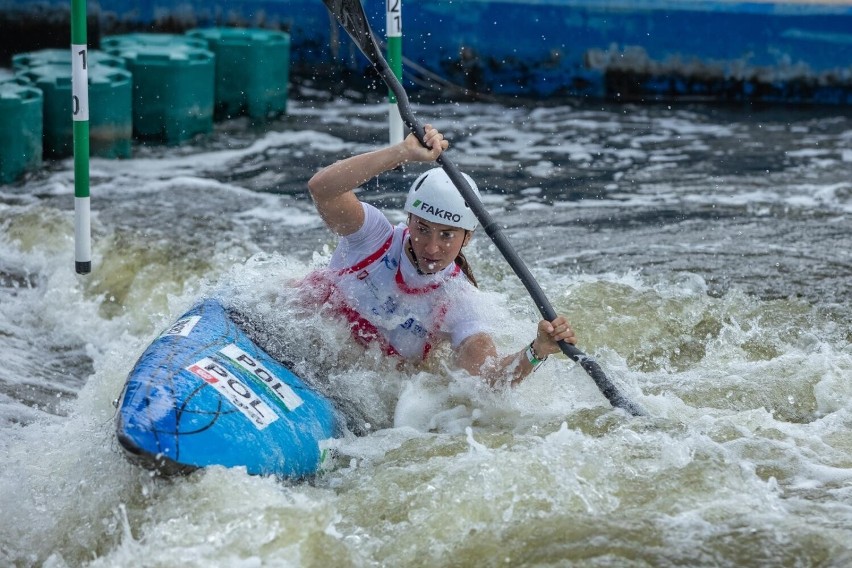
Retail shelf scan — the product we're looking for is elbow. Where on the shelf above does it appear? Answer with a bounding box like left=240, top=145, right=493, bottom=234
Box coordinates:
left=307, top=173, right=321, bottom=199
left=307, top=170, right=330, bottom=203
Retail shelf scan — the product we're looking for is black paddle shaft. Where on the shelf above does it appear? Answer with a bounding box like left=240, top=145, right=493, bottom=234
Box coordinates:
left=321, top=0, right=645, bottom=416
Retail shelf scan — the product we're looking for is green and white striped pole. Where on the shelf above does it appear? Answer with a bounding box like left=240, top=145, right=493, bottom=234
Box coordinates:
left=386, top=0, right=404, bottom=144
left=71, top=0, right=91, bottom=274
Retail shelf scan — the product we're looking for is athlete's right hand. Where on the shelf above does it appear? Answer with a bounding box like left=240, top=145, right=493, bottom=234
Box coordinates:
left=405, top=123, right=448, bottom=162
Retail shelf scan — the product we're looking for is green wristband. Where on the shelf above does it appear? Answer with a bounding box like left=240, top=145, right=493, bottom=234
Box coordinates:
left=525, top=342, right=547, bottom=369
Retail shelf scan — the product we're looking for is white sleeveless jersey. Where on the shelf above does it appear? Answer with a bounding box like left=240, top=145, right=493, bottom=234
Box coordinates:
left=302, top=203, right=489, bottom=360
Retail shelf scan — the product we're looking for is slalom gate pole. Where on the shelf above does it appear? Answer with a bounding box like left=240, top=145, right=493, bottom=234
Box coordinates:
left=71, top=0, right=91, bottom=274
left=386, top=0, right=404, bottom=144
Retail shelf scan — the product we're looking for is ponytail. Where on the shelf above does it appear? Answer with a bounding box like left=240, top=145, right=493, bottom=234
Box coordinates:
left=455, top=250, right=478, bottom=288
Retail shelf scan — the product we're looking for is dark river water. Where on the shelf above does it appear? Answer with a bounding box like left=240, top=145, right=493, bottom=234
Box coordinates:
left=1, top=96, right=851, bottom=567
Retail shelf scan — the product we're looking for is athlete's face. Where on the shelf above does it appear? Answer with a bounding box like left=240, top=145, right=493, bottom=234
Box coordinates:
left=407, top=215, right=470, bottom=273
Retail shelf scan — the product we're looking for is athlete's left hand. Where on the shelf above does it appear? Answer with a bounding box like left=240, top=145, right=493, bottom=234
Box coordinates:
left=532, top=315, right=576, bottom=357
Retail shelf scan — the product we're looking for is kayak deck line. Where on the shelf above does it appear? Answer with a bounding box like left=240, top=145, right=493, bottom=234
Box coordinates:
left=114, top=299, right=339, bottom=479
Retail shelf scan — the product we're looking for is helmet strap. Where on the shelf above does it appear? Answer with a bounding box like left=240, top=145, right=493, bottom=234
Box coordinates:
left=405, top=216, right=428, bottom=276
left=406, top=238, right=428, bottom=275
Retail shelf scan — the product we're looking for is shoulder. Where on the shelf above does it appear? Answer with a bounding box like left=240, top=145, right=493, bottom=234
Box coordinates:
left=441, top=277, right=487, bottom=321
left=343, top=203, right=393, bottom=246
left=329, top=203, right=395, bottom=270
left=440, top=278, right=497, bottom=345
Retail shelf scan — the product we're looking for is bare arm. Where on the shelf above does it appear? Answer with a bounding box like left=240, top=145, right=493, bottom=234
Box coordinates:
left=307, top=125, right=449, bottom=236
left=455, top=316, right=577, bottom=387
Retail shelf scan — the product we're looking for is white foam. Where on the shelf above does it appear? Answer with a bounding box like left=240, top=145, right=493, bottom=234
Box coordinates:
left=1, top=96, right=851, bottom=566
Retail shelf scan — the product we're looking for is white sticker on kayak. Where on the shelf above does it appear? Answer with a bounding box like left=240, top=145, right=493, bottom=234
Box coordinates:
left=162, top=315, right=201, bottom=338
left=187, top=357, right=278, bottom=429
left=317, top=438, right=338, bottom=471
left=219, top=344, right=304, bottom=412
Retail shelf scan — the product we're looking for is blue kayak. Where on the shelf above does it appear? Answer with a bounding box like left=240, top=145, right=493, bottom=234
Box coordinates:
left=115, top=299, right=339, bottom=478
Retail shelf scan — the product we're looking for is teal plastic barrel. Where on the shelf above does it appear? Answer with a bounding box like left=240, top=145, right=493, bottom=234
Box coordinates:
left=0, top=79, right=43, bottom=184
left=101, top=33, right=209, bottom=53
left=12, top=48, right=126, bottom=72
left=104, top=37, right=215, bottom=144
left=18, top=64, right=133, bottom=159
left=187, top=27, right=291, bottom=121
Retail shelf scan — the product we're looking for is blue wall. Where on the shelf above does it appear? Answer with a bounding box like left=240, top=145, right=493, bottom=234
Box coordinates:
left=2, top=0, right=852, bottom=103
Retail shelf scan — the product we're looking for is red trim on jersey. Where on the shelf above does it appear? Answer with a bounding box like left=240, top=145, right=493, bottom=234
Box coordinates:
left=395, top=263, right=459, bottom=295
left=334, top=303, right=400, bottom=357
left=422, top=301, right=449, bottom=359
left=337, top=232, right=393, bottom=276
left=302, top=228, right=457, bottom=360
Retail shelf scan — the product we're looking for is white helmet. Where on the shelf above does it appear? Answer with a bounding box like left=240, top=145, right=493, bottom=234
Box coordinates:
left=404, top=168, right=480, bottom=231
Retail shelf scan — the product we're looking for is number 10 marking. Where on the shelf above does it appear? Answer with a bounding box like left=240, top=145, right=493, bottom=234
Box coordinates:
left=71, top=44, right=89, bottom=121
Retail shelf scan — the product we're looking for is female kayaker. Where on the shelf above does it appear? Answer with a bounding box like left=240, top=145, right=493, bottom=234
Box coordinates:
left=306, top=124, right=576, bottom=386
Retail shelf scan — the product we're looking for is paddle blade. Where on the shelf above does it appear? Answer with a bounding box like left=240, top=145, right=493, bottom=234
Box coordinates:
left=322, top=0, right=383, bottom=65
left=322, top=0, right=421, bottom=140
